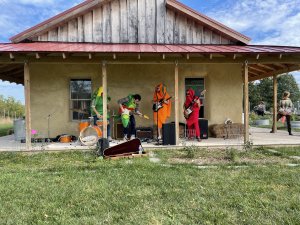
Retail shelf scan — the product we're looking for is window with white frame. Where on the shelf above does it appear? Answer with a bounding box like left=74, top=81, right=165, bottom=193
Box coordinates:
left=185, top=78, right=205, bottom=118
left=70, top=79, right=92, bottom=120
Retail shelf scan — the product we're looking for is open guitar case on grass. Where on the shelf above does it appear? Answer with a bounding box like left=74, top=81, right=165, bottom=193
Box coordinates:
left=97, top=138, right=145, bottom=158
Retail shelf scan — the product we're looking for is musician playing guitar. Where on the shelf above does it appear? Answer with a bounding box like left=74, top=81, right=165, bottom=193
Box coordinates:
left=91, top=86, right=112, bottom=141
left=183, top=89, right=203, bottom=142
left=118, top=94, right=145, bottom=141
left=153, top=83, right=172, bottom=140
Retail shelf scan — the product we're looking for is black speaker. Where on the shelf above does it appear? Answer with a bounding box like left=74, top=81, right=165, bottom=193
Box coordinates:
left=97, top=138, right=110, bottom=156
left=162, top=123, right=176, bottom=145
left=199, top=119, right=208, bottom=139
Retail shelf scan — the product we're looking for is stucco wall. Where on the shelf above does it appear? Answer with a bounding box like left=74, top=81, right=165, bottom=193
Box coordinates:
left=30, top=63, right=243, bottom=138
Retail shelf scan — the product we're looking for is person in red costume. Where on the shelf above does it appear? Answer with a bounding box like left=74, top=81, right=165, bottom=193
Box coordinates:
left=183, top=88, right=201, bottom=141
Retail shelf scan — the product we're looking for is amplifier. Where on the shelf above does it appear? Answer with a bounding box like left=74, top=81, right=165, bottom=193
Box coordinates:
left=136, top=127, right=153, bottom=140
left=162, top=123, right=176, bottom=145
left=114, top=123, right=124, bottom=139
left=199, top=118, right=208, bottom=139
left=136, top=130, right=153, bottom=139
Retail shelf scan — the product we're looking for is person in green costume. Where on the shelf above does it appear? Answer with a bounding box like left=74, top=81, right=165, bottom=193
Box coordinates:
left=118, top=94, right=142, bottom=141
left=91, top=87, right=112, bottom=141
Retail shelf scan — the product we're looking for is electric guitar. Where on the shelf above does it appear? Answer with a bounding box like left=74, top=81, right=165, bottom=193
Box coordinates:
left=184, top=89, right=206, bottom=119
left=120, top=106, right=150, bottom=120
left=152, top=97, right=172, bottom=112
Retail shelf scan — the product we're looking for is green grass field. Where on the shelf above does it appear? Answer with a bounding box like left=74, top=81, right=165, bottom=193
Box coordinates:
left=0, top=123, right=13, bottom=137
left=0, top=148, right=299, bottom=225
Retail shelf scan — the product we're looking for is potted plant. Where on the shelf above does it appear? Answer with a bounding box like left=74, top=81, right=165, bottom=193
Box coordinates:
left=254, top=115, right=270, bottom=126
left=290, top=114, right=300, bottom=128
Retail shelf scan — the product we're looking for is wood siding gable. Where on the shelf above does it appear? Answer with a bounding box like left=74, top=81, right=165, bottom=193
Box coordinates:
left=11, top=0, right=246, bottom=45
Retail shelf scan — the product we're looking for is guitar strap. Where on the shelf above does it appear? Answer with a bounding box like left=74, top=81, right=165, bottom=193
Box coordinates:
left=185, top=96, right=198, bottom=109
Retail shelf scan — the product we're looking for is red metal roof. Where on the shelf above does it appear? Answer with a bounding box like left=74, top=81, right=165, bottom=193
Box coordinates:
left=1, top=42, right=300, bottom=54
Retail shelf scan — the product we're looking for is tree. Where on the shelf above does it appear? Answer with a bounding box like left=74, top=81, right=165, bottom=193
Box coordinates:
left=0, top=95, right=24, bottom=118
left=249, top=82, right=260, bottom=109
left=277, top=74, right=300, bottom=103
left=249, top=73, right=300, bottom=111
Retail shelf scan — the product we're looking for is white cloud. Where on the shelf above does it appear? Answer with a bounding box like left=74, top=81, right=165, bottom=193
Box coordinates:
left=207, top=0, right=300, bottom=46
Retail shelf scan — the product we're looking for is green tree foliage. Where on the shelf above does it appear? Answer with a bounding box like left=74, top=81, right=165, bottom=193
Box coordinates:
left=249, top=73, right=300, bottom=110
left=0, top=95, right=24, bottom=118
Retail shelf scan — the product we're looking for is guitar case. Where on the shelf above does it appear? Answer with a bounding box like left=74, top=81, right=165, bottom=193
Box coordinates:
left=103, top=139, right=142, bottom=157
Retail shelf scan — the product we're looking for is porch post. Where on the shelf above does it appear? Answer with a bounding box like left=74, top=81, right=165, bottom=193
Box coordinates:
left=272, top=75, right=278, bottom=133
left=243, top=62, right=249, bottom=143
left=24, top=62, right=32, bottom=150
left=174, top=61, right=179, bottom=145
left=102, top=61, right=108, bottom=138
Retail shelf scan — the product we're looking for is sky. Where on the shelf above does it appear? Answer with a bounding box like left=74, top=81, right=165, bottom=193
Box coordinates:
left=1, top=0, right=300, bottom=103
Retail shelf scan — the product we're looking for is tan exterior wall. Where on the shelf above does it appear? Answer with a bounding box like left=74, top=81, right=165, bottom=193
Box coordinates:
left=30, top=63, right=243, bottom=138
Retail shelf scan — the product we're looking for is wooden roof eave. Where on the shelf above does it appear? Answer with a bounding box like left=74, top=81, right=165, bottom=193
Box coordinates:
left=248, top=64, right=300, bottom=81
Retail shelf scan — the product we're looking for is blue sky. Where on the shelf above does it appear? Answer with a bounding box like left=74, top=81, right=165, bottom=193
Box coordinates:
left=1, top=0, right=300, bottom=103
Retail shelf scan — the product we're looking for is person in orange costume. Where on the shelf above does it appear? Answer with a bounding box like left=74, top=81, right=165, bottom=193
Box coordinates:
left=153, top=83, right=172, bottom=140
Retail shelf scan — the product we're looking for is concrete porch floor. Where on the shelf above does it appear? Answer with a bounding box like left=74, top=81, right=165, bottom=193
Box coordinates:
left=0, top=127, right=300, bottom=152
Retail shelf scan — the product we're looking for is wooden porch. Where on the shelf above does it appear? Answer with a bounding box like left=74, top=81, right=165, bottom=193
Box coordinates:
left=1, top=127, right=300, bottom=152
left=1, top=43, right=300, bottom=151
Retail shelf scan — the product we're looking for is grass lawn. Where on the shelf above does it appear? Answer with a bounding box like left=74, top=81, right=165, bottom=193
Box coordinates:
left=0, top=148, right=300, bottom=224
left=0, top=123, right=13, bottom=137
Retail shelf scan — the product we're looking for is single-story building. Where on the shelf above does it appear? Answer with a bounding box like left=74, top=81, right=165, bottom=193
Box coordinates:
left=1, top=0, right=300, bottom=150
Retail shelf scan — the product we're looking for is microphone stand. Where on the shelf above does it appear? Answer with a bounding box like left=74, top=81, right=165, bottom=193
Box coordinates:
left=155, top=92, right=161, bottom=145
left=46, top=111, right=55, bottom=143
left=47, top=114, right=51, bottom=143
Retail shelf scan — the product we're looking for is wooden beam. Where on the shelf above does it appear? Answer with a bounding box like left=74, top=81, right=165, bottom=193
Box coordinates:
left=4, top=68, right=24, bottom=77
left=248, top=70, right=260, bottom=77
left=233, top=54, right=236, bottom=60
left=102, top=61, right=108, bottom=139
left=249, top=65, right=300, bottom=81
left=0, top=65, right=22, bottom=73
left=1, top=54, right=300, bottom=65
left=138, top=54, right=141, bottom=60
left=272, top=75, right=278, bottom=133
left=162, top=54, right=165, bottom=60
left=174, top=61, right=179, bottom=145
left=186, top=54, right=190, bottom=60
left=248, top=65, right=268, bottom=74
left=257, top=63, right=276, bottom=71
left=113, top=54, right=117, bottom=60
left=256, top=54, right=260, bottom=60
left=244, top=62, right=249, bottom=143
left=24, top=62, right=32, bottom=150
left=0, top=74, right=23, bottom=84
left=274, top=63, right=287, bottom=69
left=88, top=53, right=92, bottom=59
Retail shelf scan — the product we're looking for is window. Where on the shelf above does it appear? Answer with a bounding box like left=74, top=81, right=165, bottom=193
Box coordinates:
left=185, top=78, right=205, bottom=118
left=70, top=79, right=92, bottom=120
